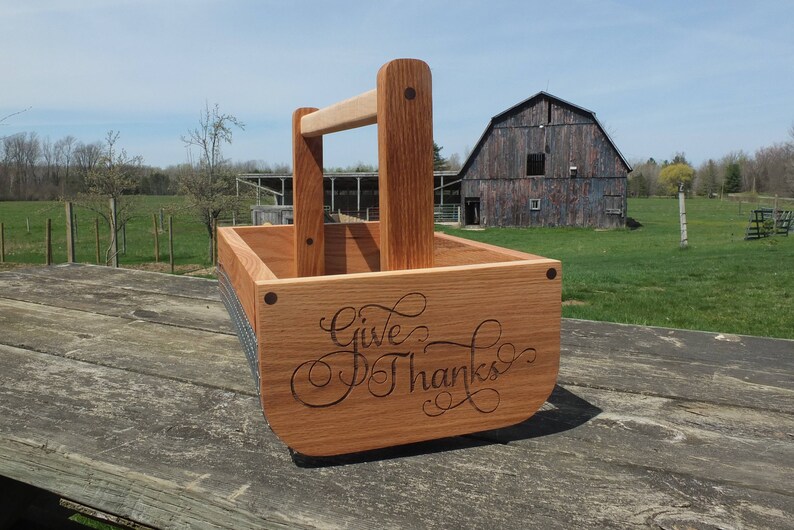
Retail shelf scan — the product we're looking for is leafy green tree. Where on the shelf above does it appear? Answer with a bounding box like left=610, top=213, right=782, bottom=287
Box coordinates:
left=723, top=162, right=742, bottom=193
left=658, top=163, right=695, bottom=195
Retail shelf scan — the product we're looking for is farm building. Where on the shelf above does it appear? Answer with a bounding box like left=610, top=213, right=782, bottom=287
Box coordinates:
left=459, top=92, right=631, bottom=228
left=237, top=171, right=461, bottom=222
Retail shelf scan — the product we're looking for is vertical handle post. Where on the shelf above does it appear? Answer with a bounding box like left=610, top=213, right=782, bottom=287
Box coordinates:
left=377, top=59, right=434, bottom=271
left=292, top=107, right=325, bottom=277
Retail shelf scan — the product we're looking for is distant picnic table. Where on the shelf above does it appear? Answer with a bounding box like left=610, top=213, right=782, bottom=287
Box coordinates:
left=0, top=264, right=792, bottom=529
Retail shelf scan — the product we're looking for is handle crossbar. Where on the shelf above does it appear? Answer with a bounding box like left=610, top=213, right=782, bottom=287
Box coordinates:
left=300, top=89, right=377, bottom=138
left=292, top=59, right=434, bottom=277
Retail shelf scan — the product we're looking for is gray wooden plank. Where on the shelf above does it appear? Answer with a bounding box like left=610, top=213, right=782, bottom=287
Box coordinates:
left=1, top=344, right=791, bottom=529
left=2, top=289, right=791, bottom=415
left=475, top=385, right=794, bottom=495
left=10, top=263, right=220, bottom=301
left=563, top=318, right=794, bottom=367
left=558, top=340, right=794, bottom=414
left=0, top=268, right=234, bottom=334
left=2, top=265, right=793, bottom=528
left=0, top=297, right=253, bottom=396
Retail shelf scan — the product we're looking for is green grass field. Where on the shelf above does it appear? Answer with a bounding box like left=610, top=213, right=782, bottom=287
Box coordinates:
left=1, top=196, right=792, bottom=338
left=440, top=198, right=793, bottom=339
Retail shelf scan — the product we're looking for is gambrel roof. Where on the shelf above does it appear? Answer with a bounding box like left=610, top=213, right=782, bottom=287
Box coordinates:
left=459, top=91, right=632, bottom=175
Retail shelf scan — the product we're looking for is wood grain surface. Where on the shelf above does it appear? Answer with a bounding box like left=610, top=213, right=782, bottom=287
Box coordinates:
left=376, top=59, right=435, bottom=271
left=292, top=107, right=325, bottom=277
left=256, top=258, right=562, bottom=456
left=219, top=224, right=539, bottom=281
left=299, top=89, right=377, bottom=137
left=1, top=265, right=792, bottom=529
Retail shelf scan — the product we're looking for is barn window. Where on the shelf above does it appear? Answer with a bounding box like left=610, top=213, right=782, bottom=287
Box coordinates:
left=526, top=153, right=545, bottom=176
left=529, top=199, right=541, bottom=211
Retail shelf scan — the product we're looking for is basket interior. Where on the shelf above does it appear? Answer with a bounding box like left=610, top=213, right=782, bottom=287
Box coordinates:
left=230, top=222, right=538, bottom=279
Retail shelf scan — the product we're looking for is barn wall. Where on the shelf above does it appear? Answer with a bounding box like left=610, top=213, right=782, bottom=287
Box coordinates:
left=461, top=177, right=626, bottom=229
left=460, top=95, right=629, bottom=229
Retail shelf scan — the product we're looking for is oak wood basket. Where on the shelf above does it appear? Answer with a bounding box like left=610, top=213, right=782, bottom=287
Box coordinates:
left=217, top=59, right=562, bottom=457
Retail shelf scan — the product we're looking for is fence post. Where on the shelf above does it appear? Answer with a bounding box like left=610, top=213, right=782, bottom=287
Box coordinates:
left=0, top=222, right=5, bottom=263
left=45, top=219, right=52, bottom=265
left=159, top=208, right=165, bottom=233
left=109, top=198, right=119, bottom=267
left=94, top=218, right=100, bottom=265
left=152, top=214, right=160, bottom=263
left=26, top=217, right=30, bottom=234
left=678, top=183, right=688, bottom=249
left=65, top=201, right=76, bottom=263
left=168, top=216, right=174, bottom=274
left=212, top=218, right=218, bottom=266
left=121, top=223, right=127, bottom=256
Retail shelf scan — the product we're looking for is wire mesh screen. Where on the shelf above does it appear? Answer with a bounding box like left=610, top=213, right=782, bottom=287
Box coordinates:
left=217, top=265, right=260, bottom=396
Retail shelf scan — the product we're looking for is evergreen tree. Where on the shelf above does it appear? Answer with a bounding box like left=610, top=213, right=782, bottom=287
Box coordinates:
left=433, top=141, right=448, bottom=171
left=724, top=162, right=742, bottom=193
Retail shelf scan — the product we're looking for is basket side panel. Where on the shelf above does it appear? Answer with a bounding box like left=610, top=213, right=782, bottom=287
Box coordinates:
left=325, top=223, right=380, bottom=275
left=433, top=231, right=541, bottom=266
left=256, top=258, right=562, bottom=456
left=234, top=225, right=295, bottom=279
left=217, top=227, right=276, bottom=326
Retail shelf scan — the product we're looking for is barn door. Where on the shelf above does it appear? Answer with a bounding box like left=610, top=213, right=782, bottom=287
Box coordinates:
left=464, top=197, right=481, bottom=225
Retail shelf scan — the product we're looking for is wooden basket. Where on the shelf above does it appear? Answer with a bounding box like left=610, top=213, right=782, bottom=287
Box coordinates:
left=217, top=59, right=561, bottom=457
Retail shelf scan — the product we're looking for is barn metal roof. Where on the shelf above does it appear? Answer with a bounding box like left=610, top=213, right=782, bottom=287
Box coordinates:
left=459, top=91, right=632, bottom=175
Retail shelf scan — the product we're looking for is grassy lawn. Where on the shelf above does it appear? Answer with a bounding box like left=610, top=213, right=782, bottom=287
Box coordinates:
left=1, top=196, right=792, bottom=338
left=439, top=198, right=793, bottom=339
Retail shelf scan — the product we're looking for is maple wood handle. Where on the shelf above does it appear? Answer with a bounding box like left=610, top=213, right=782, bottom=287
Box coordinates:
left=293, top=59, right=434, bottom=275
left=300, top=89, right=377, bottom=138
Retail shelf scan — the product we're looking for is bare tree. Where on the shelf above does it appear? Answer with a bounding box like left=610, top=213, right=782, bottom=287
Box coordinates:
left=71, top=140, right=103, bottom=195
left=695, top=159, right=720, bottom=197
left=748, top=143, right=794, bottom=196
left=2, top=132, right=40, bottom=199
left=446, top=152, right=462, bottom=171
left=41, top=136, right=57, bottom=192
left=75, top=131, right=142, bottom=265
left=54, top=135, right=77, bottom=196
left=179, top=103, right=245, bottom=261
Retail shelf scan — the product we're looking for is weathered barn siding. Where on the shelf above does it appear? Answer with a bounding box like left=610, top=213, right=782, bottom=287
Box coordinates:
left=459, top=93, right=631, bottom=229
left=461, top=177, right=626, bottom=228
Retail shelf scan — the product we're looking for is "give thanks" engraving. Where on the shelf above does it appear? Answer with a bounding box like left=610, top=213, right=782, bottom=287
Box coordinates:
left=290, top=293, right=538, bottom=417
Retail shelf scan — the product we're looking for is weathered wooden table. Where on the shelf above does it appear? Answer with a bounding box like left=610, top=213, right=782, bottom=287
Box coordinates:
left=0, top=264, right=792, bottom=529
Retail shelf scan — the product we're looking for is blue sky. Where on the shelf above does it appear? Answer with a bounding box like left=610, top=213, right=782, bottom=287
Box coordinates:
left=2, top=0, right=793, bottom=169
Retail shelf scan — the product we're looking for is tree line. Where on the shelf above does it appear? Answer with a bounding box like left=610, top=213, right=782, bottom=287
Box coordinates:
left=3, top=114, right=791, bottom=204
left=629, top=126, right=794, bottom=198
left=0, top=131, right=298, bottom=201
